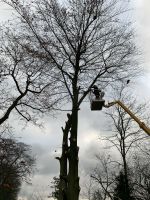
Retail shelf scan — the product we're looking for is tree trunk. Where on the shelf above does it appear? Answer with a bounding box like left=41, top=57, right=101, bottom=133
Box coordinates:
left=122, top=137, right=130, bottom=200
left=67, top=107, right=80, bottom=200
left=58, top=115, right=72, bottom=200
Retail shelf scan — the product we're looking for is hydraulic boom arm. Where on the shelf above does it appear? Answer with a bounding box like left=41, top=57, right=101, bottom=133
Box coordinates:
left=104, top=100, right=150, bottom=136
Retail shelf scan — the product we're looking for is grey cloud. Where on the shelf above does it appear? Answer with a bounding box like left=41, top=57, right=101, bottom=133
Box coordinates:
left=32, top=143, right=47, bottom=156
left=79, top=103, right=108, bottom=134
left=38, top=155, right=59, bottom=175
left=29, top=143, right=59, bottom=176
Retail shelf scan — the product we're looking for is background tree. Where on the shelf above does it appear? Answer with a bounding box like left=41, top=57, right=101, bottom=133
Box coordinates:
left=0, top=164, right=21, bottom=200
left=90, top=153, right=117, bottom=200
left=113, top=170, right=135, bottom=200
left=132, top=144, right=150, bottom=200
left=102, top=84, right=149, bottom=199
left=88, top=84, right=150, bottom=200
left=50, top=176, right=60, bottom=199
left=1, top=0, right=139, bottom=199
left=0, top=136, right=35, bottom=200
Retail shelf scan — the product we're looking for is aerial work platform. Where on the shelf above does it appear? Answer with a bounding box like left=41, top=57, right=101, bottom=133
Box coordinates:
left=89, top=85, right=150, bottom=135
left=89, top=85, right=105, bottom=110
left=90, top=99, right=105, bottom=110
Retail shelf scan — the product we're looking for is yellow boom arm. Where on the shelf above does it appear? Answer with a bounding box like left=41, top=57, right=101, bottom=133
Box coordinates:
left=104, top=100, right=150, bottom=136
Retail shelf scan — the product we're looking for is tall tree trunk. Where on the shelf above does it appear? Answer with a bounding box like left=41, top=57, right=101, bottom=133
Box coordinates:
left=67, top=107, right=80, bottom=200
left=67, top=76, right=80, bottom=200
left=58, top=115, right=72, bottom=200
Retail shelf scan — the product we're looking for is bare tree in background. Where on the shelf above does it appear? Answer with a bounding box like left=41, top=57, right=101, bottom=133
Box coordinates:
left=90, top=84, right=149, bottom=200
left=0, top=137, right=35, bottom=200
left=90, top=153, right=117, bottom=200
left=103, top=84, right=149, bottom=199
left=131, top=142, right=150, bottom=200
left=1, top=0, right=139, bottom=199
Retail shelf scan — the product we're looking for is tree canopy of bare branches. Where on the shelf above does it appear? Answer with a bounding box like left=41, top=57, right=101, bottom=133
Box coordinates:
left=0, top=28, right=61, bottom=126
left=0, top=0, right=140, bottom=199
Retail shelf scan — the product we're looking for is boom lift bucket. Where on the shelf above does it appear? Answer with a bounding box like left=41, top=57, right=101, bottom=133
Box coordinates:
left=89, top=91, right=105, bottom=110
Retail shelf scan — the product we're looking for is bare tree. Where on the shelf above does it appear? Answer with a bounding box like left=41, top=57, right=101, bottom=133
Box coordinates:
left=0, top=136, right=35, bottom=200
left=104, top=86, right=149, bottom=193
left=81, top=178, right=97, bottom=200
left=91, top=84, right=149, bottom=200
left=113, top=169, right=135, bottom=200
left=131, top=143, right=150, bottom=200
left=90, top=153, right=119, bottom=200
left=1, top=0, right=139, bottom=199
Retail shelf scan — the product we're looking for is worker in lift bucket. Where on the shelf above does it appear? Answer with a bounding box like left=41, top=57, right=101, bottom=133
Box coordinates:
left=91, top=85, right=105, bottom=99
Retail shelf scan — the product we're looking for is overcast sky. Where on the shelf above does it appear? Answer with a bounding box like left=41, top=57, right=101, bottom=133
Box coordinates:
left=0, top=0, right=150, bottom=200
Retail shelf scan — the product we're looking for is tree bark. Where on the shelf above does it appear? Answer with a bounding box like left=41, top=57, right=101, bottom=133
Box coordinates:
left=67, top=108, right=80, bottom=200
left=122, top=136, right=130, bottom=200
left=58, top=115, right=72, bottom=200
left=67, top=76, right=80, bottom=200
